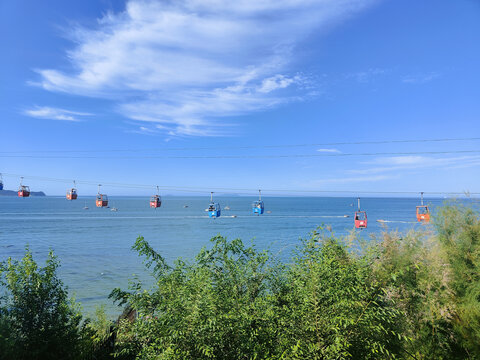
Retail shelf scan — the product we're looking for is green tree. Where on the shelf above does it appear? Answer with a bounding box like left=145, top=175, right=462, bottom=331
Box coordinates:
left=0, top=247, right=85, bottom=360
left=111, top=235, right=280, bottom=359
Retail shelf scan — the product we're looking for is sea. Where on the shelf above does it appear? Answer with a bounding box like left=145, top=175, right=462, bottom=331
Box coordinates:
left=0, top=195, right=456, bottom=316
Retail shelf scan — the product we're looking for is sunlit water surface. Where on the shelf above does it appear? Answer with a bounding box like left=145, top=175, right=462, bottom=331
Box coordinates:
left=0, top=196, right=456, bottom=315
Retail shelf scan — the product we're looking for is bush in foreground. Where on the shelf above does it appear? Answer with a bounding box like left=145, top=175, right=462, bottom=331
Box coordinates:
left=0, top=248, right=84, bottom=360
left=110, top=233, right=402, bottom=359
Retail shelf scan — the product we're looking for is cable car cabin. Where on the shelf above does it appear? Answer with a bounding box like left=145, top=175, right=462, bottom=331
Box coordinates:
left=354, top=211, right=367, bottom=229
left=66, top=188, right=78, bottom=200
left=252, top=200, right=264, bottom=215
left=416, top=206, right=430, bottom=223
left=0, top=181, right=3, bottom=191
left=96, top=194, right=108, bottom=207
left=150, top=195, right=161, bottom=208
left=208, top=202, right=221, bottom=218
left=18, top=185, right=30, bottom=197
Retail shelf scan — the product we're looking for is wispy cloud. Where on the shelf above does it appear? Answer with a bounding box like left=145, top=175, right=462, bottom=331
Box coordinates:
left=309, top=174, right=392, bottom=185
left=344, top=68, right=388, bottom=83
left=24, top=106, right=91, bottom=122
left=349, top=155, right=480, bottom=175
left=317, top=148, right=342, bottom=153
left=32, top=0, right=375, bottom=136
left=402, top=72, right=440, bottom=84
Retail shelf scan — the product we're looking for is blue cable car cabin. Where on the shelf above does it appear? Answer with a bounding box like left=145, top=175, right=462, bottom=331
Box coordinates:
left=252, top=190, right=264, bottom=215
left=207, top=192, right=221, bottom=218
left=252, top=200, right=264, bottom=215
left=208, top=202, right=221, bottom=218
left=0, top=173, right=3, bottom=190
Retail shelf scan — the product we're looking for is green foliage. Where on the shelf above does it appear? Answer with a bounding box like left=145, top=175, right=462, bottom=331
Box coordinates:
left=278, top=233, right=402, bottom=359
left=371, top=230, right=463, bottom=359
left=435, top=203, right=480, bottom=356
left=112, top=235, right=281, bottom=359
left=111, top=233, right=403, bottom=359
left=0, top=247, right=84, bottom=360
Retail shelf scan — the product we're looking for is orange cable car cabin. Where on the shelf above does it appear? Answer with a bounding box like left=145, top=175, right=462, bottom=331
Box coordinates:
left=354, top=197, right=367, bottom=229
left=18, top=177, right=30, bottom=197
left=150, top=186, right=161, bottom=208
left=96, top=194, right=108, bottom=207
left=416, top=192, right=430, bottom=223
left=67, top=189, right=78, bottom=200
left=96, top=184, right=108, bottom=207
left=150, top=195, right=161, bottom=208
left=66, top=180, right=78, bottom=200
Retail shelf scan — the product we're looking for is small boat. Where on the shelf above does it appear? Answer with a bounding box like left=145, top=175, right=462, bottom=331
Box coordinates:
left=83, top=201, right=89, bottom=210
left=224, top=206, right=231, bottom=210
left=111, top=207, right=118, bottom=212
left=183, top=205, right=189, bottom=208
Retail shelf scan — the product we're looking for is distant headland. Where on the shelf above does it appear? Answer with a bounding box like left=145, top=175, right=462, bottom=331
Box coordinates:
left=0, top=189, right=46, bottom=196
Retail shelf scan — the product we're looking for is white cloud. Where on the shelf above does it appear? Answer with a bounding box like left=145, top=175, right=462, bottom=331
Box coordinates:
left=368, top=155, right=428, bottom=166
left=317, top=148, right=341, bottom=153
left=24, top=106, right=91, bottom=122
left=258, top=74, right=301, bottom=93
left=402, top=72, right=439, bottom=84
left=349, top=155, right=480, bottom=175
left=344, top=68, right=387, bottom=83
left=33, top=0, right=375, bottom=135
left=310, top=174, right=392, bottom=185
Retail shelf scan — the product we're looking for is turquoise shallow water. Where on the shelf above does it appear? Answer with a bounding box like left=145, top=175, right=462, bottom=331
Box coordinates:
left=0, top=195, right=445, bottom=315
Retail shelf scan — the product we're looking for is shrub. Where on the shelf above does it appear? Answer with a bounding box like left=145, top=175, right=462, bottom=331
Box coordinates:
left=0, top=248, right=84, bottom=360
left=111, top=232, right=403, bottom=359
left=277, top=232, right=402, bottom=359
left=436, top=203, right=480, bottom=356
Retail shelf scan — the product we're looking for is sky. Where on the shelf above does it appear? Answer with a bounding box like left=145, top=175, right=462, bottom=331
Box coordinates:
left=1, top=0, right=480, bottom=197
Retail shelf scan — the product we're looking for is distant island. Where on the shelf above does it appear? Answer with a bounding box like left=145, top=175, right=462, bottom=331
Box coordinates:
left=0, top=189, right=46, bottom=196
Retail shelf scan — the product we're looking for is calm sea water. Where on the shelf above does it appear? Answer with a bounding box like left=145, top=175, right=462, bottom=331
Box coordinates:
left=0, top=196, right=448, bottom=315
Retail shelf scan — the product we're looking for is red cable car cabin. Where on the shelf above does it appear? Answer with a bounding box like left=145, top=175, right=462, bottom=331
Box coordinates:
left=150, top=195, right=161, bottom=208
left=96, top=194, right=108, bottom=207
left=18, top=185, right=30, bottom=197
left=416, top=205, right=430, bottom=223
left=354, top=211, right=367, bottom=229
left=66, top=188, right=78, bottom=200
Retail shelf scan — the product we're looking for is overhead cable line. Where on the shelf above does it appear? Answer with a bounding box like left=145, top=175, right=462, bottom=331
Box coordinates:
left=1, top=173, right=478, bottom=196
left=1, top=136, right=480, bottom=154
left=1, top=150, right=480, bottom=159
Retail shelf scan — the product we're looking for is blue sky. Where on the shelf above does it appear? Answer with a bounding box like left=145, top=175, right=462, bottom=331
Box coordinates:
left=1, top=0, right=480, bottom=196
